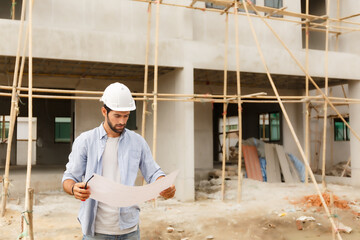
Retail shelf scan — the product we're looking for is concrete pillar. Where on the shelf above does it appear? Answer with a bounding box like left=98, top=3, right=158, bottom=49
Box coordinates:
left=348, top=81, right=360, bottom=186
left=155, top=65, right=195, bottom=202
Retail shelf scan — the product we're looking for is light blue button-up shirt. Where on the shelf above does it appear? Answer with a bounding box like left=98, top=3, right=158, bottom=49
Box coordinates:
left=62, top=123, right=165, bottom=236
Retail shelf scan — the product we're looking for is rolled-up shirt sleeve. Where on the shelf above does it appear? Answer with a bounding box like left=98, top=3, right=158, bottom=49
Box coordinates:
left=139, top=139, right=165, bottom=183
left=62, top=134, right=88, bottom=183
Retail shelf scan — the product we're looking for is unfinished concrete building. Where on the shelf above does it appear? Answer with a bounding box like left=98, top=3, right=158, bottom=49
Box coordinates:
left=0, top=0, right=360, bottom=208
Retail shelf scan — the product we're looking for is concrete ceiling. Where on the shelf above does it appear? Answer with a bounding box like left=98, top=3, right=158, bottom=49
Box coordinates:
left=0, top=56, right=175, bottom=89
left=0, top=56, right=348, bottom=91
left=194, top=69, right=348, bottom=90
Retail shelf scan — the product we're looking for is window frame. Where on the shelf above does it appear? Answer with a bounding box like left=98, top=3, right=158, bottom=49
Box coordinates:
left=0, top=115, right=10, bottom=143
left=54, top=117, right=72, bottom=143
left=334, top=117, right=350, bottom=141
left=258, top=111, right=282, bottom=142
left=264, top=0, right=283, bottom=18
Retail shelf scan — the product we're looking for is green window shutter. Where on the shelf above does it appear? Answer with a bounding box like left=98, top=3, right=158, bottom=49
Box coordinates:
left=55, top=117, right=71, bottom=143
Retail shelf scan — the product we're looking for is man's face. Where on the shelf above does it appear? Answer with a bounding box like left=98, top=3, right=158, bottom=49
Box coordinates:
left=102, top=108, right=130, bottom=134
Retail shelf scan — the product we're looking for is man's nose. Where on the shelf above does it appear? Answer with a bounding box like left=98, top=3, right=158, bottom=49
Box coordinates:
left=119, top=118, right=127, bottom=125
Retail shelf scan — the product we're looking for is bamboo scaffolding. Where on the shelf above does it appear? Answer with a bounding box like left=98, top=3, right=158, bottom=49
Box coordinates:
left=244, top=1, right=342, bottom=239
left=1, top=91, right=360, bottom=105
left=220, top=13, right=229, bottom=201
left=304, top=0, right=310, bottom=184
left=141, top=2, right=152, bottom=139
left=1, top=0, right=27, bottom=217
left=24, top=0, right=34, bottom=237
left=321, top=0, right=330, bottom=190
left=133, top=0, right=360, bottom=29
left=234, top=0, right=243, bottom=203
left=246, top=1, right=360, bottom=152
left=3, top=85, right=360, bottom=103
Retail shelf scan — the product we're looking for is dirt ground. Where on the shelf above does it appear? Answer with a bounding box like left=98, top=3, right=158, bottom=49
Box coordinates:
left=1, top=178, right=360, bottom=240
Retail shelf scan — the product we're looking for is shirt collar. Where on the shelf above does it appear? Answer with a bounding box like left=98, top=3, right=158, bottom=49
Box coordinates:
left=98, top=122, right=127, bottom=140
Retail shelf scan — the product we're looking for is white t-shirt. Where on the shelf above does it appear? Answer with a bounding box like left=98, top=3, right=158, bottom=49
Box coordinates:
left=95, top=136, right=138, bottom=235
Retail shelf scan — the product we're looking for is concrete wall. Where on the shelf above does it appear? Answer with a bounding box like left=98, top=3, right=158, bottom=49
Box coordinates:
left=144, top=66, right=195, bottom=201
left=349, top=81, right=360, bottom=186
left=0, top=1, right=360, bottom=80
left=194, top=103, right=213, bottom=170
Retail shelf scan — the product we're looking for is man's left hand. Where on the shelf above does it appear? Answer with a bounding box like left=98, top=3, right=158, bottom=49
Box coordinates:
left=157, top=176, right=176, bottom=199
left=160, top=185, right=176, bottom=199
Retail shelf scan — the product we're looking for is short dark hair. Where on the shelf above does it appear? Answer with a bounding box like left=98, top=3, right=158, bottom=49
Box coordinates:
left=103, top=104, right=112, bottom=114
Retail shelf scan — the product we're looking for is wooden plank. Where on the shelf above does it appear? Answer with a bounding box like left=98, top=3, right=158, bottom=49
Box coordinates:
left=264, top=144, right=281, bottom=182
left=242, top=145, right=263, bottom=182
left=275, top=144, right=295, bottom=183
left=286, top=155, right=301, bottom=182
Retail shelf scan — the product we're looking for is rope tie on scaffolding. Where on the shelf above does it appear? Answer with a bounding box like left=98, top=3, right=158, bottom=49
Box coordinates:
left=17, top=210, right=32, bottom=239
left=151, top=92, right=158, bottom=110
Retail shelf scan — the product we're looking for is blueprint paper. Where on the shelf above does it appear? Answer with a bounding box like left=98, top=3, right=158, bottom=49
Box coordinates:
left=87, top=170, right=178, bottom=207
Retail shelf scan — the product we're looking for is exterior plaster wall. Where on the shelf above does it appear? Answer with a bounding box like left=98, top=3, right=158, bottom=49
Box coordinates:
left=348, top=81, right=360, bottom=186
left=0, top=1, right=360, bottom=80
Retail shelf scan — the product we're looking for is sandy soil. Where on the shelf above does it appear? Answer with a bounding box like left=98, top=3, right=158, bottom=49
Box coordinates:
left=1, top=178, right=360, bottom=240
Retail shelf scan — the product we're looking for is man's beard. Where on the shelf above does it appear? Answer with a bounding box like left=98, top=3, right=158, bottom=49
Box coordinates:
left=107, top=117, right=125, bottom=134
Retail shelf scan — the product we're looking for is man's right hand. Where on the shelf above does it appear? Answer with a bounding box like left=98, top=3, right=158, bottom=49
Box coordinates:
left=73, top=182, right=91, bottom=201
left=63, top=179, right=91, bottom=201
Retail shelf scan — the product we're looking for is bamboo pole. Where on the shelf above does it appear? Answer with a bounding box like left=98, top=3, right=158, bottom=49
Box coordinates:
left=1, top=0, right=27, bottom=217
left=340, top=157, right=351, bottom=177
left=24, top=0, right=34, bottom=237
left=141, top=2, right=152, bottom=138
left=1, top=91, right=360, bottom=105
left=1, top=116, right=5, bottom=142
left=335, top=0, right=340, bottom=51
left=12, top=0, right=16, bottom=20
left=234, top=0, right=243, bottom=203
left=304, top=0, right=310, bottom=185
left=152, top=0, right=160, bottom=207
left=27, top=188, right=34, bottom=240
left=243, top=2, right=342, bottom=239
left=220, top=13, right=229, bottom=201
left=321, top=0, right=330, bottom=190
left=3, top=85, right=360, bottom=103
left=17, top=23, right=30, bottom=94
left=330, top=191, right=336, bottom=240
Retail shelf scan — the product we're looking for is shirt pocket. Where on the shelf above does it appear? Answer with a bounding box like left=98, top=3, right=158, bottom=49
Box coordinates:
left=128, top=150, right=141, bottom=172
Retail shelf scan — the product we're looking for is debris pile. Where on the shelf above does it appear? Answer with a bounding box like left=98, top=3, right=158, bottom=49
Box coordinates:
left=302, top=193, right=350, bottom=209
left=328, top=161, right=351, bottom=177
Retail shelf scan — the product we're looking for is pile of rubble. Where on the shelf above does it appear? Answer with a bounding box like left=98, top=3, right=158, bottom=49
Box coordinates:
left=208, top=165, right=239, bottom=179
left=302, top=193, right=350, bottom=209
left=328, top=161, right=351, bottom=177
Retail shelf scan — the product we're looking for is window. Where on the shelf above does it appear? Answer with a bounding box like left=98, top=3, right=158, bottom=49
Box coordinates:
left=0, top=1, right=23, bottom=20
left=0, top=115, right=10, bottom=143
left=259, top=112, right=281, bottom=142
left=334, top=118, right=350, bottom=141
left=238, top=0, right=256, bottom=14
left=55, top=117, right=71, bottom=143
left=205, top=2, right=226, bottom=10
left=206, top=0, right=256, bottom=13
left=264, top=0, right=283, bottom=17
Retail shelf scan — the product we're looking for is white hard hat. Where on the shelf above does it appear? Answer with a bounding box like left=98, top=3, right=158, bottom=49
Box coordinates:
left=100, top=82, right=136, bottom=111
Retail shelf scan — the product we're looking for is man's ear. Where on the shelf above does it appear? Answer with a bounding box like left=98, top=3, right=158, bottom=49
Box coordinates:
left=101, top=107, right=107, bottom=117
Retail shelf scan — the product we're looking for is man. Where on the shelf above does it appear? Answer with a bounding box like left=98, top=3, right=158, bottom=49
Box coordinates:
left=62, top=82, right=176, bottom=240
